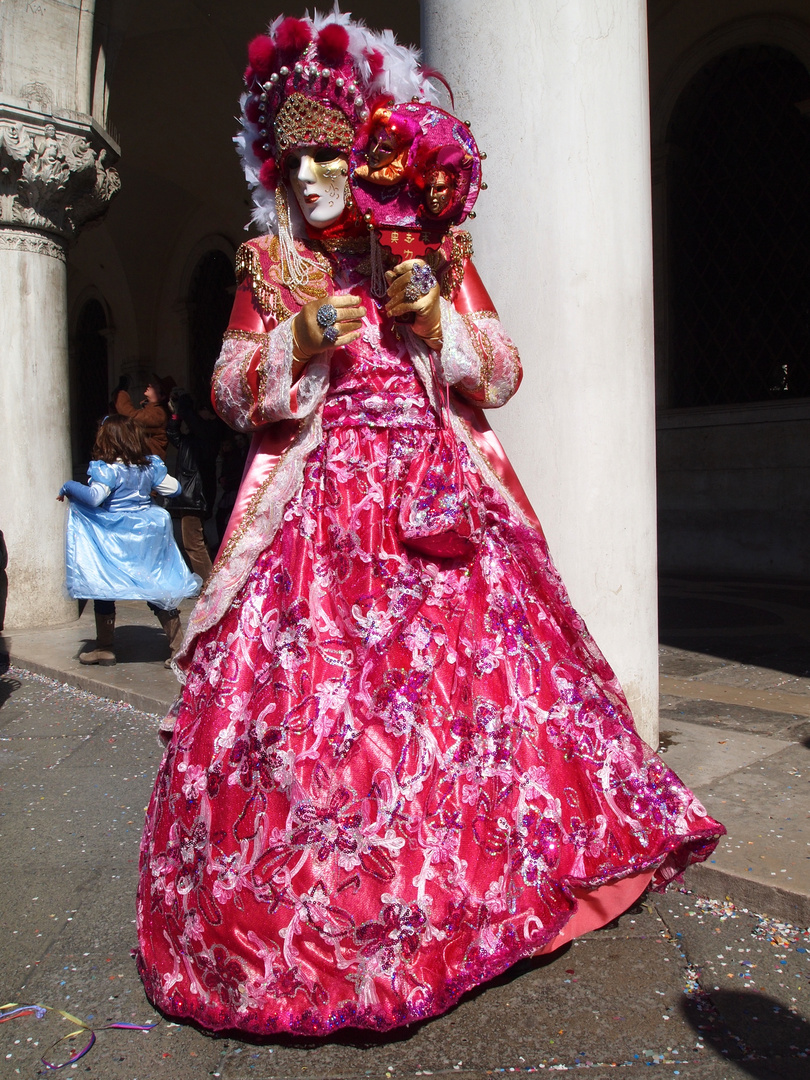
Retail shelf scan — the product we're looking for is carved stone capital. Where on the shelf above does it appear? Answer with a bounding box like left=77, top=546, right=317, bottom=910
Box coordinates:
left=0, top=228, right=66, bottom=262
left=0, top=100, right=121, bottom=241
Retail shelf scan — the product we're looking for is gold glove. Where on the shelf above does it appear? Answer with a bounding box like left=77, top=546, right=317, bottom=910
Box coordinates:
left=385, top=260, right=443, bottom=349
left=292, top=294, right=366, bottom=363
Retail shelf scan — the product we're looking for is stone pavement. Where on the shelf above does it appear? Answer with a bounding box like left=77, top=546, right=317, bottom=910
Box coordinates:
left=2, top=599, right=184, bottom=717
left=657, top=578, right=810, bottom=925
left=0, top=577, right=808, bottom=1077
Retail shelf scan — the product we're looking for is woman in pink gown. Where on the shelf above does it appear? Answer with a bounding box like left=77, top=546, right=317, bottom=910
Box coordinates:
left=137, top=11, right=723, bottom=1036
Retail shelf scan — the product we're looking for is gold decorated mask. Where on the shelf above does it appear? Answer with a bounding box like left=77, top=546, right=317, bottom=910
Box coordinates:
left=424, top=168, right=455, bottom=217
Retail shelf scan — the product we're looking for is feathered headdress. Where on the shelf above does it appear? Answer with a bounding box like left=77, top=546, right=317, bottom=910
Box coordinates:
left=236, top=6, right=442, bottom=234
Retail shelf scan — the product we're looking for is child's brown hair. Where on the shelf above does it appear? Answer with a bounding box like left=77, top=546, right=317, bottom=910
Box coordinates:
left=92, top=415, right=151, bottom=467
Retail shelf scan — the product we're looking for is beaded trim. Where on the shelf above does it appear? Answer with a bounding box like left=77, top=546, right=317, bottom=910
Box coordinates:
left=223, top=329, right=265, bottom=343
left=275, top=93, right=355, bottom=156
left=425, top=230, right=474, bottom=300
left=316, top=233, right=372, bottom=256
left=443, top=230, right=474, bottom=299
left=235, top=239, right=332, bottom=316
left=461, top=313, right=495, bottom=404
left=235, top=244, right=292, bottom=322
left=258, top=332, right=276, bottom=409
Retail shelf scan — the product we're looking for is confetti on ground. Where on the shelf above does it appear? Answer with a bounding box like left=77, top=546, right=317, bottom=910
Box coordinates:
left=0, top=1001, right=158, bottom=1070
left=5, top=665, right=161, bottom=721
left=753, top=913, right=810, bottom=950
left=683, top=892, right=739, bottom=922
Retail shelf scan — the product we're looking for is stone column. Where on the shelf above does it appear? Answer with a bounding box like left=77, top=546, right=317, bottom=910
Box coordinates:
left=422, top=1, right=659, bottom=744
left=0, top=103, right=120, bottom=628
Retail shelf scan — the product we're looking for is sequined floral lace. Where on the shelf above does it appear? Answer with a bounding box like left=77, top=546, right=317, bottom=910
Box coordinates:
left=137, top=326, right=722, bottom=1036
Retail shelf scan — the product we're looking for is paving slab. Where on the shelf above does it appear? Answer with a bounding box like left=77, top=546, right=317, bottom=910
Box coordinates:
left=659, top=688, right=810, bottom=743
left=681, top=663, right=810, bottom=696
left=684, top=744, right=810, bottom=922
left=659, top=648, right=734, bottom=680
left=656, top=576, right=810, bottom=924
left=656, top=705, right=810, bottom=922
left=658, top=717, right=793, bottom=788
left=660, top=674, right=810, bottom=717
left=659, top=710, right=810, bottom=922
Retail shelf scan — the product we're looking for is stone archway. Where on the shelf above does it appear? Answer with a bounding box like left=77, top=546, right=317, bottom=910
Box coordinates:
left=652, top=23, right=810, bottom=582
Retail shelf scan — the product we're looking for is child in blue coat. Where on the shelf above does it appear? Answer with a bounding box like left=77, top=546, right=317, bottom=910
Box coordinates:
left=58, top=415, right=200, bottom=666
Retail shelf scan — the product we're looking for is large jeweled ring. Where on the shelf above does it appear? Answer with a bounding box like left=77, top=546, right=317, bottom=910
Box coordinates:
left=403, top=263, right=437, bottom=303
left=322, top=324, right=339, bottom=345
left=316, top=303, right=338, bottom=329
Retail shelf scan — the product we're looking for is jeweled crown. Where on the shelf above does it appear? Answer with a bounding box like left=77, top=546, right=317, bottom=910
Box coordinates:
left=246, top=24, right=368, bottom=165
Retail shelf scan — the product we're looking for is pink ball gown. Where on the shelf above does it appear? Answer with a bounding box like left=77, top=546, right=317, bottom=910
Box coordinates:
left=136, top=231, right=723, bottom=1035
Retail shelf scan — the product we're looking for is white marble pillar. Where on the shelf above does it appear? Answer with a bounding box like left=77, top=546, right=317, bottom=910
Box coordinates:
left=422, top=0, right=659, bottom=743
left=0, top=105, right=120, bottom=628
left=0, top=230, right=74, bottom=626
left=0, top=1, right=119, bottom=628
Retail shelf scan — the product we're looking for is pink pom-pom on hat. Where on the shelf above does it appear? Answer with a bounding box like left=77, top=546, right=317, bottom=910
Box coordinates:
left=275, top=16, right=312, bottom=60
left=317, top=23, right=350, bottom=66
left=248, top=34, right=277, bottom=78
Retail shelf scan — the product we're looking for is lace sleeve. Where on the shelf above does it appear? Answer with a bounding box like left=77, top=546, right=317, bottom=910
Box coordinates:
left=431, top=243, right=523, bottom=408
left=433, top=302, right=522, bottom=409
left=211, top=316, right=330, bottom=432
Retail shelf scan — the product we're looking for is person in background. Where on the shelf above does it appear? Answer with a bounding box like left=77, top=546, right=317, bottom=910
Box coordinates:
left=214, top=431, right=249, bottom=545
left=165, top=387, right=223, bottom=586
left=57, top=415, right=200, bottom=668
left=112, top=373, right=174, bottom=461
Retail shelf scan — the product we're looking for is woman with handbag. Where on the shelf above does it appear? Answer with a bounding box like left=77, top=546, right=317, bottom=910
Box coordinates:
left=137, top=10, right=723, bottom=1036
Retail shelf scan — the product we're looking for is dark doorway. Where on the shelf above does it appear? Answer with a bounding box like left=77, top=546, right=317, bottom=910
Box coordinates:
left=667, top=45, right=810, bottom=407
left=187, top=250, right=236, bottom=407
left=73, top=299, right=110, bottom=465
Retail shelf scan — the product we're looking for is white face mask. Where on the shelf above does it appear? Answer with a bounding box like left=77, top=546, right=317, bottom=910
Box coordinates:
left=286, top=147, right=349, bottom=227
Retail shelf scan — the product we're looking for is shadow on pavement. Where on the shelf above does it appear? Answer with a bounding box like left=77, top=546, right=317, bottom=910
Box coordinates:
left=73, top=623, right=170, bottom=665
left=0, top=674, right=20, bottom=709
left=680, top=988, right=810, bottom=1078
left=0, top=634, right=18, bottom=709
